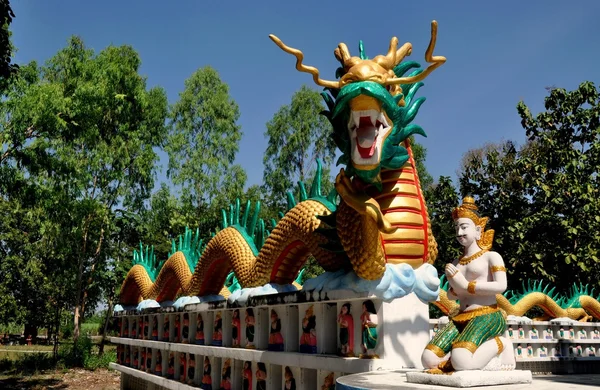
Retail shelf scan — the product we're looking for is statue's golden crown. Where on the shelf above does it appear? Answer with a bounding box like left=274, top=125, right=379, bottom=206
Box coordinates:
left=452, top=196, right=482, bottom=222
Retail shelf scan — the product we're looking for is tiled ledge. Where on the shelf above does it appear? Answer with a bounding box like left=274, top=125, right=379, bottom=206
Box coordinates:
left=109, top=363, right=197, bottom=390
left=110, top=337, right=413, bottom=373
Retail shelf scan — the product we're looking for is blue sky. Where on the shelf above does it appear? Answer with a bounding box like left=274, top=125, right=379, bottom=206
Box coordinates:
left=10, top=0, right=600, bottom=192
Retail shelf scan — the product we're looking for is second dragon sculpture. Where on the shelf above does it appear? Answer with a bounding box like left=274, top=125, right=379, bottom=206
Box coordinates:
left=119, top=21, right=446, bottom=306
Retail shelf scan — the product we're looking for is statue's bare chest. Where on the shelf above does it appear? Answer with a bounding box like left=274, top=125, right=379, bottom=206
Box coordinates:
left=457, top=257, right=490, bottom=281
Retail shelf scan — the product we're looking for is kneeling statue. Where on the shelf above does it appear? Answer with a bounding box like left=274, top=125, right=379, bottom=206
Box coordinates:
left=422, top=196, right=515, bottom=372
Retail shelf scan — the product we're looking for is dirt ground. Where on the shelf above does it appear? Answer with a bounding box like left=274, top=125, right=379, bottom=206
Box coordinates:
left=0, top=368, right=120, bottom=390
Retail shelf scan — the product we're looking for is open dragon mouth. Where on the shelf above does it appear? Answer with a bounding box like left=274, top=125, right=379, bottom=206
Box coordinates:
left=348, top=109, right=392, bottom=165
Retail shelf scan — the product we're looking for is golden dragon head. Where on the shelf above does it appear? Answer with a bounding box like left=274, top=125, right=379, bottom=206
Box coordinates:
left=269, top=21, right=446, bottom=186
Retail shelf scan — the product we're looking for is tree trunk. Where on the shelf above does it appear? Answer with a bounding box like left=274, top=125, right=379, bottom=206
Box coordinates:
left=80, top=224, right=106, bottom=318
left=98, top=297, right=113, bottom=356
left=74, top=217, right=106, bottom=341
left=53, top=305, right=60, bottom=361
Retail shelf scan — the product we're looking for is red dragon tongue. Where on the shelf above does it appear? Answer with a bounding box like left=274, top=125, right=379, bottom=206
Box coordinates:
left=355, top=116, right=377, bottom=158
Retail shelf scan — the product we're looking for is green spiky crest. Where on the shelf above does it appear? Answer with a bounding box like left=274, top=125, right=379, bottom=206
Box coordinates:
left=285, top=159, right=338, bottom=212
left=132, top=243, right=164, bottom=282
left=168, top=226, right=204, bottom=273
left=221, top=199, right=263, bottom=256
left=225, top=271, right=242, bottom=293
left=321, top=54, right=428, bottom=187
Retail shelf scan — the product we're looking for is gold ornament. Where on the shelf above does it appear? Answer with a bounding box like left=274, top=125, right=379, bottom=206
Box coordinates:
left=458, top=249, right=488, bottom=265
left=452, top=196, right=495, bottom=251
left=467, top=281, right=477, bottom=295
left=490, top=265, right=507, bottom=273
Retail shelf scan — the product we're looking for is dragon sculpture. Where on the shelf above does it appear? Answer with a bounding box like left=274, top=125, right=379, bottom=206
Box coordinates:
left=119, top=21, right=446, bottom=306
left=433, top=276, right=600, bottom=322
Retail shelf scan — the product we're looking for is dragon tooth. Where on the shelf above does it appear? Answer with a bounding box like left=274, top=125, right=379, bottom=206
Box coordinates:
left=378, top=112, right=388, bottom=127
left=352, top=112, right=361, bottom=128
left=369, top=111, right=378, bottom=126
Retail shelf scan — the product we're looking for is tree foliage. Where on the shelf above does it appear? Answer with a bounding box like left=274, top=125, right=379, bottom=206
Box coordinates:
left=262, top=85, right=337, bottom=210
left=0, top=0, right=17, bottom=85
left=459, top=82, right=600, bottom=291
left=0, top=36, right=169, bottom=339
left=424, top=176, right=461, bottom=272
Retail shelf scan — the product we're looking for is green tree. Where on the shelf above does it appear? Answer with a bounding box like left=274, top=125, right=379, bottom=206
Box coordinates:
left=0, top=36, right=169, bottom=339
left=0, top=0, right=17, bottom=85
left=166, top=66, right=246, bottom=236
left=459, top=82, right=600, bottom=292
left=424, top=176, right=461, bottom=273
left=263, top=85, right=337, bottom=211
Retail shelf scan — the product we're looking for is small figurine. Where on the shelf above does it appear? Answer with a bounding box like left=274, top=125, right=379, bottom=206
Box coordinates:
left=578, top=328, right=586, bottom=339
left=569, top=326, right=575, bottom=339
left=544, top=326, right=553, bottom=340
left=133, top=349, right=139, bottom=368
left=284, top=366, right=296, bottom=390
left=125, top=346, right=131, bottom=367
left=151, top=316, right=158, bottom=341
left=155, top=351, right=163, bottom=376
left=162, top=316, right=170, bottom=342
left=299, top=305, right=317, bottom=354
left=245, top=308, right=255, bottom=349
left=516, top=344, right=523, bottom=357
left=144, top=316, right=150, bottom=339
left=140, top=349, right=146, bottom=371
left=268, top=309, right=284, bottom=351
left=518, top=325, right=524, bottom=339
left=179, top=353, right=187, bottom=383
left=116, top=345, right=122, bottom=364
left=360, top=300, right=378, bottom=358
left=526, top=343, right=533, bottom=358
left=196, top=313, right=205, bottom=345
left=338, top=303, right=354, bottom=357
left=586, top=346, right=596, bottom=357
left=232, top=309, right=241, bottom=347
left=508, top=325, right=514, bottom=339
left=575, top=344, right=583, bottom=357
left=167, top=353, right=175, bottom=379
left=242, top=361, right=252, bottom=390
left=130, top=318, right=136, bottom=338
left=201, top=357, right=213, bottom=389
left=187, top=355, right=195, bottom=386
left=593, top=328, right=600, bottom=339
left=529, top=327, right=539, bottom=339
left=212, top=312, right=223, bottom=346
left=182, top=313, right=190, bottom=343
left=559, top=326, right=565, bottom=338
left=138, top=317, right=144, bottom=340
left=174, top=315, right=181, bottom=343
left=145, top=348, right=152, bottom=373
left=256, top=362, right=267, bottom=390
left=552, top=346, right=561, bottom=357
left=220, top=359, right=232, bottom=390
left=123, top=318, right=129, bottom=337
left=538, top=345, right=547, bottom=358
left=322, top=372, right=335, bottom=390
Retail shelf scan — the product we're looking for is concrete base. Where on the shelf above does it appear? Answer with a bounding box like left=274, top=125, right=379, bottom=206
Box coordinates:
left=337, top=370, right=538, bottom=389
left=406, top=370, right=532, bottom=388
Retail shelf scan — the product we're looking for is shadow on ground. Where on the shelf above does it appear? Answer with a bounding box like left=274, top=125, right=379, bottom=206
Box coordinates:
left=0, top=376, right=67, bottom=390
